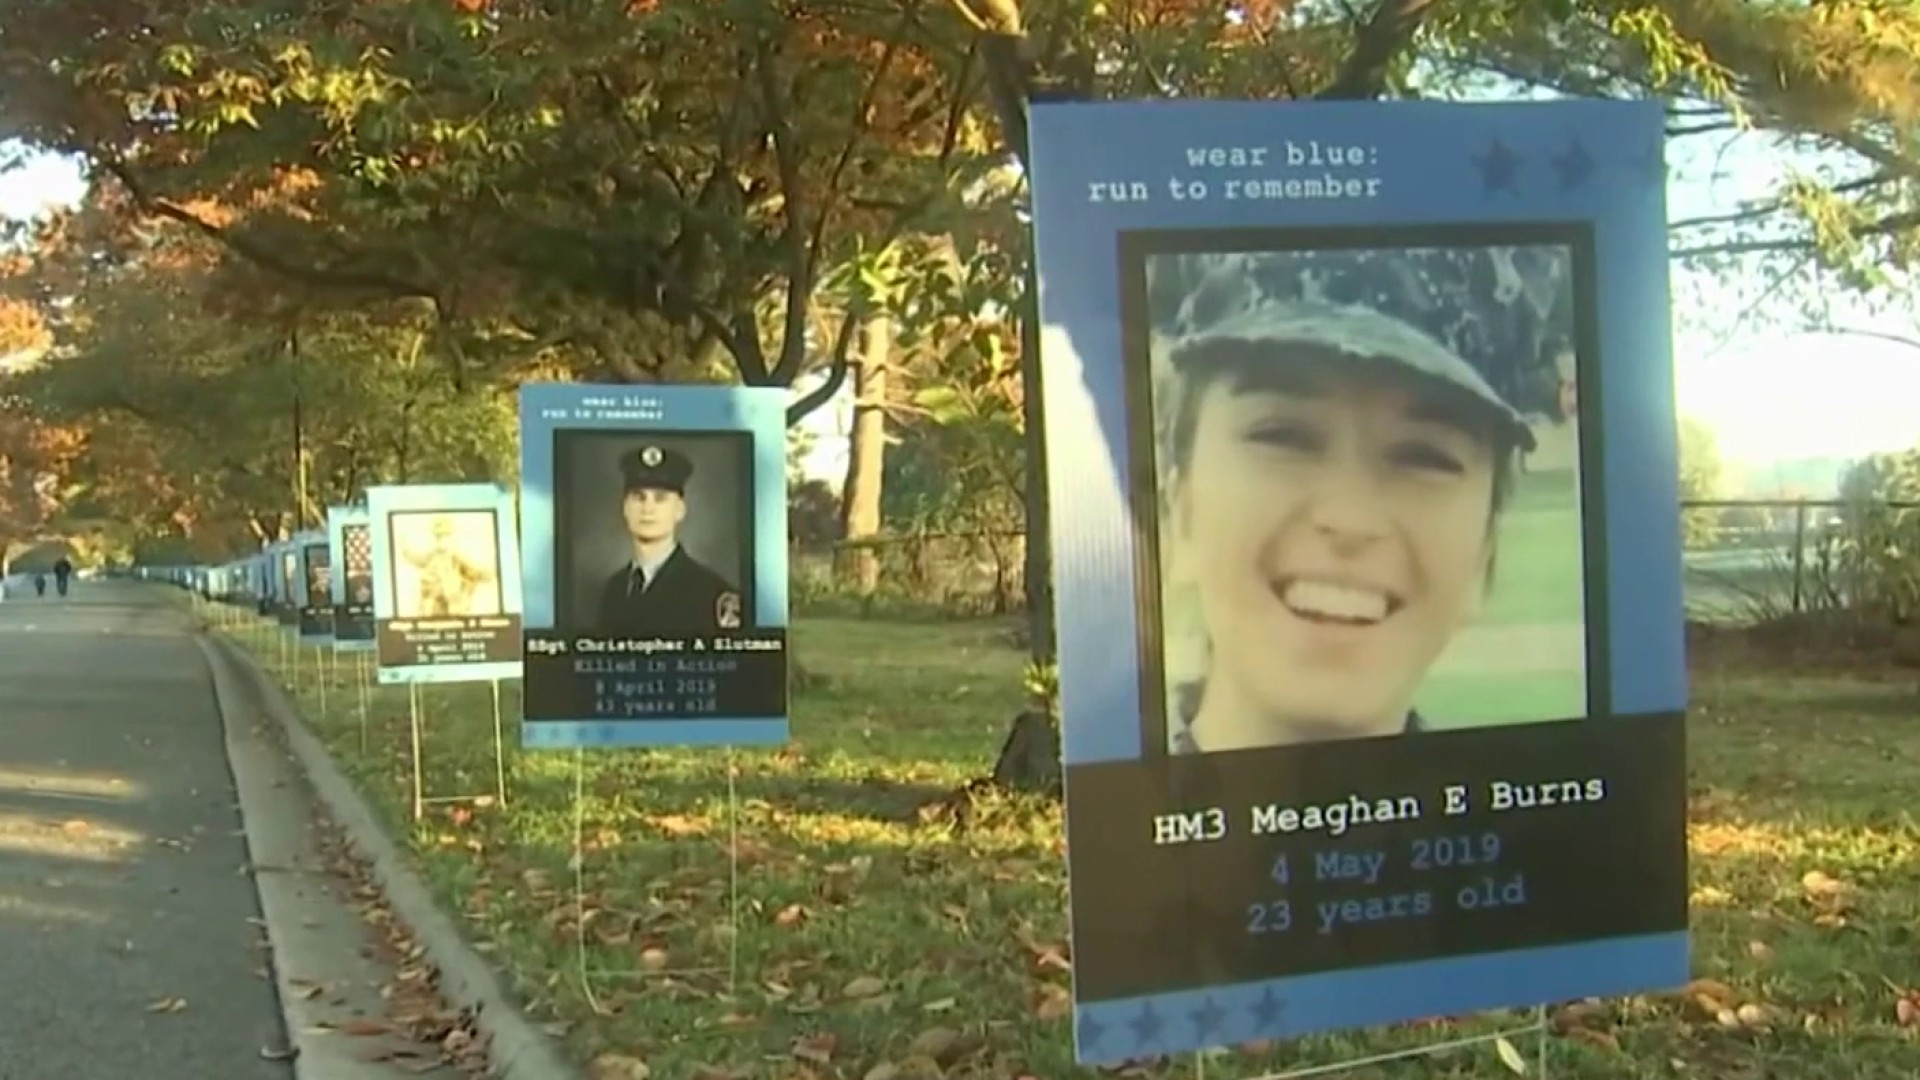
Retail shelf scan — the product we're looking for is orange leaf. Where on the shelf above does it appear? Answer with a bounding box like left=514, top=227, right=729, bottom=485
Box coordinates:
left=340, top=1018, right=391, bottom=1037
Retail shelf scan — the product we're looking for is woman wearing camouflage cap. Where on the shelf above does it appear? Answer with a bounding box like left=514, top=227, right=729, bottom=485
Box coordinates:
left=1154, top=247, right=1558, bottom=752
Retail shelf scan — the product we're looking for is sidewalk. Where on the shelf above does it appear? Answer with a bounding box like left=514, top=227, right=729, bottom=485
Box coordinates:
left=0, top=584, right=295, bottom=1080
left=0, top=583, right=472, bottom=1080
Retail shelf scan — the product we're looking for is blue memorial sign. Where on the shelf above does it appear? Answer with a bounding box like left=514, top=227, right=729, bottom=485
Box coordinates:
left=517, top=383, right=790, bottom=750
left=254, top=552, right=273, bottom=616
left=295, top=529, right=334, bottom=644
left=245, top=553, right=266, bottom=615
left=1028, top=99, right=1687, bottom=1064
left=365, top=483, right=525, bottom=685
left=273, top=542, right=299, bottom=629
left=327, top=506, right=377, bottom=652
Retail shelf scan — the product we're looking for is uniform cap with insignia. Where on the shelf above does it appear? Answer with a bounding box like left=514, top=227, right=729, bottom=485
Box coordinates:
left=622, top=444, right=694, bottom=496
left=1159, top=247, right=1567, bottom=454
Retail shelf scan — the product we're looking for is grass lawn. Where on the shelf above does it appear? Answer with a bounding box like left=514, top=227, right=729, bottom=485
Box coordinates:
left=1415, top=670, right=1582, bottom=725
left=208, top=605, right=1920, bottom=1079
left=1479, top=494, right=1585, bottom=629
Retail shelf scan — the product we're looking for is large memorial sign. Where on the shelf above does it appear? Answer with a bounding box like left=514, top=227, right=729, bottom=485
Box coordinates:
left=517, top=383, right=790, bottom=749
left=327, top=506, right=377, bottom=650
left=365, top=483, right=524, bottom=685
left=1027, top=99, right=1688, bottom=1063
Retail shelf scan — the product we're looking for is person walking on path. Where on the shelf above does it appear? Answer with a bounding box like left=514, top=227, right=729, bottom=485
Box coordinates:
left=52, top=556, right=73, bottom=597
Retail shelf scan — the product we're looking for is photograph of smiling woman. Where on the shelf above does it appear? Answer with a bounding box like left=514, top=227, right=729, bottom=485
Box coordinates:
left=1148, top=245, right=1586, bottom=754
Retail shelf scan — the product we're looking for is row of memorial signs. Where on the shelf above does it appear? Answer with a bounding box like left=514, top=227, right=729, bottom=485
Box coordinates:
left=143, top=100, right=1690, bottom=1067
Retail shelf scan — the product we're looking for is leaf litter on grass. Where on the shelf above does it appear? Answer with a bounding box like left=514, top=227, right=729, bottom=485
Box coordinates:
left=238, top=619, right=1920, bottom=1078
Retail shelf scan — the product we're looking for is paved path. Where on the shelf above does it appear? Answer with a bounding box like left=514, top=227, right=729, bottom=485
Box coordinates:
left=0, top=584, right=294, bottom=1080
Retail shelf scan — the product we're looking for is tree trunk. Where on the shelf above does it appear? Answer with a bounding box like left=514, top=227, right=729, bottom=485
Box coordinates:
left=837, top=313, right=889, bottom=596
left=1016, top=270, right=1055, bottom=660
left=987, top=271, right=1061, bottom=793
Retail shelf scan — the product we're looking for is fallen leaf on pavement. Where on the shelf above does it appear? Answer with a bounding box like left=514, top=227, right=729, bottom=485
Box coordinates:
left=338, top=1018, right=391, bottom=1036
left=146, top=997, right=187, bottom=1013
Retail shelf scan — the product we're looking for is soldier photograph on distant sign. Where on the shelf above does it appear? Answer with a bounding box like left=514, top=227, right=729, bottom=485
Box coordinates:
left=553, top=432, right=753, bottom=636
left=388, top=510, right=503, bottom=620
left=303, top=543, right=332, bottom=610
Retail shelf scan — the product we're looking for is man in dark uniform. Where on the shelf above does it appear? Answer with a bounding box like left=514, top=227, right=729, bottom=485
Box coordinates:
left=596, top=444, right=742, bottom=634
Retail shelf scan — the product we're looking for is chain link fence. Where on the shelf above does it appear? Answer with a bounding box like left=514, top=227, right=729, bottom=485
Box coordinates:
left=1684, top=498, right=1920, bottom=624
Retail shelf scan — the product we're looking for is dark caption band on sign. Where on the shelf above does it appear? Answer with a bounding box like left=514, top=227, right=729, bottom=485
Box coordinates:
left=522, top=630, right=788, bottom=722
left=1065, top=713, right=1687, bottom=1002
left=377, top=614, right=523, bottom=668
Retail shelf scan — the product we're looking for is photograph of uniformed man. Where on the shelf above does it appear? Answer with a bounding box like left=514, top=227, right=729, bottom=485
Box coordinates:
left=1145, top=244, right=1591, bottom=755
left=597, top=443, right=742, bottom=634
left=388, top=511, right=503, bottom=619
left=304, top=545, right=332, bottom=609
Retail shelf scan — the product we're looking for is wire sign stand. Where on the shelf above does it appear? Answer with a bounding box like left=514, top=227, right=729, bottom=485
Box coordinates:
left=1193, top=1006, right=1550, bottom=1080
left=568, top=747, right=744, bottom=1018
left=355, top=651, right=373, bottom=755
left=406, top=680, right=511, bottom=821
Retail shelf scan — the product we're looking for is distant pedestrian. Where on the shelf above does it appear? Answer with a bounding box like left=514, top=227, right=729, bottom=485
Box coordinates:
left=52, top=557, right=73, bottom=597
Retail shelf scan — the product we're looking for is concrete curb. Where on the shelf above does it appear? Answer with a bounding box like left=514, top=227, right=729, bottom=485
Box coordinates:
left=196, top=631, right=582, bottom=1080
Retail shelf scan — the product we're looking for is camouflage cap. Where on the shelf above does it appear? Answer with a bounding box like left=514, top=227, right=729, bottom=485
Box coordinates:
left=1169, top=296, right=1537, bottom=452
left=1157, top=246, right=1572, bottom=453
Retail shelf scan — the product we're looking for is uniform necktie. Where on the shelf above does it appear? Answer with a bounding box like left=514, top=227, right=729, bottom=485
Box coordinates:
left=627, top=566, right=646, bottom=596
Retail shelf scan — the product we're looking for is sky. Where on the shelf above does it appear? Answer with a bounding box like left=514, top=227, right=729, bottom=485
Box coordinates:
left=6, top=110, right=1920, bottom=490
left=1664, top=133, right=1920, bottom=472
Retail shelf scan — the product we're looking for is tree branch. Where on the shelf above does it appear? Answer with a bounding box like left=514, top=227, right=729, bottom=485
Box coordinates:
left=1804, top=325, right=1920, bottom=352
left=94, top=158, right=437, bottom=302
left=949, top=0, right=1037, bottom=166
left=787, top=305, right=864, bottom=426
left=753, top=32, right=817, bottom=387
left=1670, top=207, right=1920, bottom=260
left=1669, top=172, right=1896, bottom=231
left=1667, top=121, right=1743, bottom=137
left=1315, top=0, right=1438, bottom=100
left=803, top=11, right=913, bottom=293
